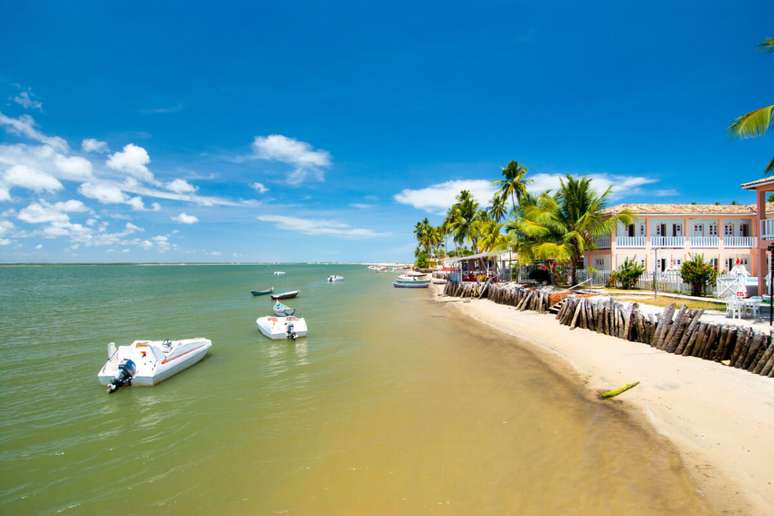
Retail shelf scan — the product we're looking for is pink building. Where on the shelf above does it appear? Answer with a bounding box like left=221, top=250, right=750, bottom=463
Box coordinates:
left=584, top=202, right=760, bottom=288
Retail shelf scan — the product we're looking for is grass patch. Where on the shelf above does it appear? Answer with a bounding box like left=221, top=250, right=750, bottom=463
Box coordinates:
left=615, top=296, right=725, bottom=311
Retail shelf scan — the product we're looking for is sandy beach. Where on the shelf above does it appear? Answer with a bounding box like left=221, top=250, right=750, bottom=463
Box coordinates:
left=433, top=285, right=774, bottom=515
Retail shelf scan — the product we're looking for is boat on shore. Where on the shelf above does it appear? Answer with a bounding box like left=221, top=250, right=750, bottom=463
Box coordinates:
left=257, top=315, right=308, bottom=340
left=393, top=280, right=430, bottom=288
left=273, top=301, right=296, bottom=316
left=271, top=289, right=299, bottom=300
left=97, top=338, right=212, bottom=393
left=251, top=287, right=274, bottom=296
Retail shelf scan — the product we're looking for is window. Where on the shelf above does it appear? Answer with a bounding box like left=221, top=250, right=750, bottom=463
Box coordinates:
left=639, top=224, right=645, bottom=236
left=726, top=257, right=734, bottom=270
left=710, top=257, right=718, bottom=268
left=594, top=258, right=605, bottom=267
left=627, top=224, right=635, bottom=237
left=740, top=257, right=749, bottom=265
left=693, top=224, right=704, bottom=235
left=724, top=224, right=733, bottom=236
left=673, top=224, right=682, bottom=237
left=708, top=224, right=717, bottom=236
left=740, top=223, right=749, bottom=237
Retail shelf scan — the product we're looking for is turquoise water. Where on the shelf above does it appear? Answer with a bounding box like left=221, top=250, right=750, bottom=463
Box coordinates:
left=0, top=265, right=708, bottom=515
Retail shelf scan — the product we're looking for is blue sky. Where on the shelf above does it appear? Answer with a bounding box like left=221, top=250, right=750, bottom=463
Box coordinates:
left=0, top=0, right=772, bottom=262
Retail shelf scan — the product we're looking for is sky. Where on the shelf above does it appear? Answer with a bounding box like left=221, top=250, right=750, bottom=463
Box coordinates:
left=0, top=0, right=772, bottom=262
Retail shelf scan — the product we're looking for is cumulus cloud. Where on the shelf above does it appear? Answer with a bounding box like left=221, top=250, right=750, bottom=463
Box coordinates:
left=0, top=112, right=67, bottom=151
left=0, top=143, right=93, bottom=183
left=3, top=164, right=63, bottom=193
left=54, top=155, right=93, bottom=181
left=257, top=215, right=383, bottom=238
left=251, top=135, right=331, bottom=185
left=394, top=179, right=497, bottom=213
left=18, top=201, right=71, bottom=224
left=13, top=90, right=43, bottom=111
left=166, top=178, right=197, bottom=194
left=79, top=181, right=127, bottom=204
left=251, top=182, right=268, bottom=193
left=172, top=212, right=198, bottom=224
left=81, top=138, right=109, bottom=153
left=107, top=144, right=155, bottom=183
left=526, top=173, right=661, bottom=200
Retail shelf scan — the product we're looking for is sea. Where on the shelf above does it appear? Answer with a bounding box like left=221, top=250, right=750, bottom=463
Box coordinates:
left=0, top=264, right=709, bottom=514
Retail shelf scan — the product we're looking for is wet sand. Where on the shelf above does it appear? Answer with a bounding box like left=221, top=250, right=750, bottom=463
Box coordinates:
left=433, top=285, right=774, bottom=515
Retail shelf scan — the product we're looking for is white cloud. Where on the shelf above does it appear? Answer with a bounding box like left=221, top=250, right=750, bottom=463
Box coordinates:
left=394, top=179, right=497, bottom=213
left=125, top=222, right=142, bottom=233
left=251, top=135, right=331, bottom=185
left=106, top=144, right=155, bottom=183
left=526, top=173, right=660, bottom=200
left=126, top=196, right=146, bottom=211
left=0, top=219, right=13, bottom=236
left=35, top=243, right=43, bottom=249
left=122, top=182, right=255, bottom=207
left=251, top=182, right=268, bottom=194
left=166, top=178, right=197, bottom=194
left=0, top=185, right=9, bottom=201
left=54, top=155, right=93, bottom=181
left=350, top=203, right=373, bottom=209
left=257, top=215, right=383, bottom=238
left=0, top=113, right=67, bottom=151
left=79, top=181, right=127, bottom=204
left=0, top=143, right=93, bottom=183
left=54, top=199, right=89, bottom=213
left=17, top=201, right=70, bottom=224
left=81, top=138, right=109, bottom=153
left=13, top=91, right=43, bottom=111
left=172, top=212, right=198, bottom=224
left=3, top=164, right=63, bottom=193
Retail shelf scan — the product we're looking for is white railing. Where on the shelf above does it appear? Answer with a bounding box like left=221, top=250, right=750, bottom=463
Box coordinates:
left=761, top=219, right=774, bottom=240
left=616, top=236, right=645, bottom=248
left=651, top=236, right=684, bottom=248
left=724, top=236, right=755, bottom=248
left=595, top=236, right=611, bottom=248
left=689, top=236, right=719, bottom=248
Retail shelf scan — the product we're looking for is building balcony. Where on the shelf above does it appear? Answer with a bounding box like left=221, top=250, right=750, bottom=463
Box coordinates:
left=689, top=236, right=720, bottom=248
left=594, top=236, right=611, bottom=248
left=725, top=236, right=755, bottom=248
left=616, top=236, right=646, bottom=248
left=652, top=236, right=684, bottom=248
left=761, top=219, right=774, bottom=240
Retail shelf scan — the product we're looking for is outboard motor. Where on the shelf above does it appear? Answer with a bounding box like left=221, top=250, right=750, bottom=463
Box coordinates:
left=286, top=323, right=297, bottom=341
left=107, top=359, right=136, bottom=393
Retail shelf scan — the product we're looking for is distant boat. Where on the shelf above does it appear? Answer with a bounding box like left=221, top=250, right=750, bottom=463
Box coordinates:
left=97, top=338, right=212, bottom=393
left=273, top=301, right=296, bottom=316
left=393, top=281, right=429, bottom=288
left=271, top=290, right=299, bottom=300
left=256, top=316, right=307, bottom=340
left=327, top=275, right=344, bottom=282
left=251, top=287, right=274, bottom=296
left=273, top=271, right=286, bottom=276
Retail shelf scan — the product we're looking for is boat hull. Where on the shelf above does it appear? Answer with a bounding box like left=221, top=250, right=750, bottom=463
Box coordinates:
left=256, top=316, right=308, bottom=340
left=271, top=290, right=299, bottom=300
left=251, top=288, right=273, bottom=296
left=393, top=281, right=429, bottom=288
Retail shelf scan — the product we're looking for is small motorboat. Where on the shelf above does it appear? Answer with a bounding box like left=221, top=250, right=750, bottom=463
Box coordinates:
left=251, top=287, right=274, bottom=296
left=327, top=275, right=344, bottom=282
left=273, top=301, right=296, bottom=316
left=393, top=280, right=430, bottom=288
left=97, top=338, right=212, bottom=393
left=257, top=316, right=308, bottom=340
left=271, top=290, right=299, bottom=300
left=273, top=271, right=286, bottom=276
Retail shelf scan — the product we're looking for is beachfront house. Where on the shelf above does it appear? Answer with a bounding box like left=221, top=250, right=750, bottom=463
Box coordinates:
left=583, top=203, right=759, bottom=291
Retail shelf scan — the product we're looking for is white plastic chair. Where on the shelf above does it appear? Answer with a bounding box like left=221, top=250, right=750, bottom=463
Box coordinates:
left=725, top=297, right=742, bottom=319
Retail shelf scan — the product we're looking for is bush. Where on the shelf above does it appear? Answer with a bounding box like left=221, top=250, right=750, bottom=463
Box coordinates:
left=615, top=258, right=645, bottom=289
left=680, top=255, right=717, bottom=297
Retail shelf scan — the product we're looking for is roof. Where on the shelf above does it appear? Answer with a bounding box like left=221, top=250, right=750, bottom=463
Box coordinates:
left=444, top=252, right=500, bottom=264
left=603, top=203, right=769, bottom=216
left=741, top=176, right=774, bottom=190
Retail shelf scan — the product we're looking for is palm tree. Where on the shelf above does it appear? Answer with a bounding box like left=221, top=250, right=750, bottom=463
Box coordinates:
left=494, top=161, right=530, bottom=214
left=413, top=217, right=433, bottom=257
left=729, top=37, right=773, bottom=172
left=488, top=191, right=508, bottom=222
left=445, top=190, right=480, bottom=250
left=514, top=176, right=633, bottom=285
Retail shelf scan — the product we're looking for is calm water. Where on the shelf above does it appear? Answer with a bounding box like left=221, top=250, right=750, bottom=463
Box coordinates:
left=0, top=265, right=709, bottom=515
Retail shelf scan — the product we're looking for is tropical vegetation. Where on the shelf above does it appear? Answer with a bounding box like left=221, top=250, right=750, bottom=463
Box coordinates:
left=680, top=255, right=718, bottom=297
left=611, top=257, right=645, bottom=290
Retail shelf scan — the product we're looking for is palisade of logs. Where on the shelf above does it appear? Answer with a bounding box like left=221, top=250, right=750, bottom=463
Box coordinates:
left=443, top=282, right=774, bottom=378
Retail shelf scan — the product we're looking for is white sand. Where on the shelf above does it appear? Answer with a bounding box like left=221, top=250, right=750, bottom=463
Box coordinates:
left=433, top=287, right=774, bottom=514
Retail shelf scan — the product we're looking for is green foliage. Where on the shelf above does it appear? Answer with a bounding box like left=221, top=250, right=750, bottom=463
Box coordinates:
left=614, top=258, right=645, bottom=289
left=729, top=104, right=773, bottom=138
left=414, top=250, right=429, bottom=269
left=680, top=255, right=718, bottom=297
left=493, top=161, right=530, bottom=214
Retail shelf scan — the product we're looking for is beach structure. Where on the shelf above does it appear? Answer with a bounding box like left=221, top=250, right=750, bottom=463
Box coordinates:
left=443, top=251, right=516, bottom=283
left=583, top=203, right=759, bottom=290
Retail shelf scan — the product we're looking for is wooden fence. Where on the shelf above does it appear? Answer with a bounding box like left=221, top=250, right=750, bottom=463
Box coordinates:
left=442, top=282, right=774, bottom=378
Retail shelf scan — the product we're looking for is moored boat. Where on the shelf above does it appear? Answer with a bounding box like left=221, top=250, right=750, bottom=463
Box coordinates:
left=327, top=275, right=344, bottom=282
left=273, top=271, right=286, bottom=276
left=393, top=281, right=430, bottom=288
left=256, top=316, right=308, bottom=340
left=97, top=338, right=212, bottom=393
left=273, top=301, right=296, bottom=316
left=251, top=287, right=274, bottom=296
left=271, top=290, right=299, bottom=300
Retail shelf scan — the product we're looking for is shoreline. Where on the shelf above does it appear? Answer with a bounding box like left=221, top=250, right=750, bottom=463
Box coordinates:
left=431, top=285, right=774, bottom=515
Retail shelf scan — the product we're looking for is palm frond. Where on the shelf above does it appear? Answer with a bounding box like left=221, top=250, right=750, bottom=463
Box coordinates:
left=760, top=37, right=774, bottom=53
left=766, top=156, right=774, bottom=175
left=729, top=105, right=774, bottom=138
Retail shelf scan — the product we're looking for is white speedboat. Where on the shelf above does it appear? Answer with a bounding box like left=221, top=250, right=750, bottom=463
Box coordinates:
left=257, top=315, right=308, bottom=340
left=273, top=271, right=286, bottom=276
left=97, top=338, right=212, bottom=393
left=327, top=275, right=344, bottom=282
